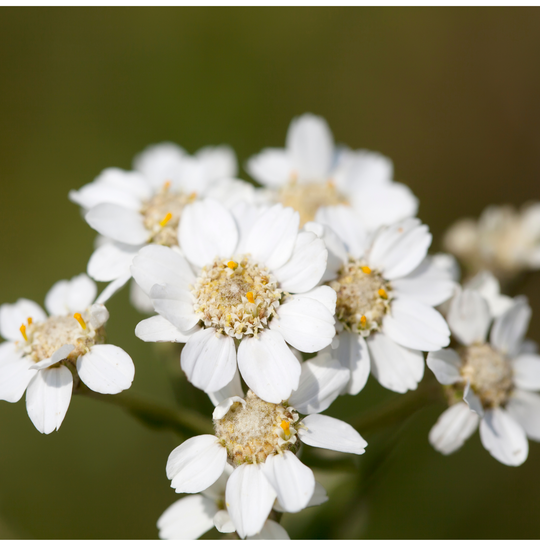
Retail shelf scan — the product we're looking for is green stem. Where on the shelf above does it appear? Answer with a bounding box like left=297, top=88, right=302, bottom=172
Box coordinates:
left=349, top=378, right=443, bottom=434
left=78, top=386, right=214, bottom=437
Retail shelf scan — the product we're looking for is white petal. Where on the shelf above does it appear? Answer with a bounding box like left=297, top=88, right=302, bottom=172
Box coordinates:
left=237, top=330, right=301, bottom=404
left=0, top=342, right=35, bottom=402
left=426, top=348, right=462, bottom=385
left=506, top=389, right=540, bottom=441
left=262, top=451, right=315, bottom=513
left=315, top=205, right=368, bottom=260
left=273, top=481, right=327, bottom=513
left=87, top=305, right=108, bottom=330
left=447, top=289, right=491, bottom=346
left=490, top=297, right=531, bottom=358
left=304, top=221, right=348, bottom=282
left=512, top=354, right=540, bottom=391
left=479, top=408, right=528, bottom=466
left=351, top=181, right=418, bottom=232
left=76, top=344, right=134, bottom=394
left=226, top=464, right=277, bottom=539
left=26, top=366, right=73, bottom=434
left=248, top=520, right=290, bottom=540
left=205, top=178, right=255, bottom=210
left=368, top=218, right=431, bottom=280
left=286, top=114, right=334, bottom=181
left=213, top=396, right=246, bottom=421
left=213, top=509, right=236, bottom=534
left=129, top=280, right=156, bottom=314
left=133, top=142, right=186, bottom=189
left=131, top=244, right=195, bottom=296
left=45, top=274, right=97, bottom=316
left=88, top=242, right=139, bottom=282
left=368, top=332, right=425, bottom=393
left=246, top=148, right=292, bottom=188
left=136, top=315, right=198, bottom=343
left=201, top=461, right=234, bottom=501
left=95, top=272, right=131, bottom=304
left=207, top=369, right=244, bottom=406
left=463, top=380, right=484, bottom=417
left=335, top=332, right=371, bottom=395
left=151, top=283, right=199, bottom=332
left=273, top=232, right=327, bottom=293
left=391, top=256, right=456, bottom=307
left=179, top=199, right=238, bottom=268
left=428, top=402, right=479, bottom=455
left=166, top=435, right=227, bottom=493
left=0, top=299, right=47, bottom=342
left=85, top=203, right=149, bottom=245
left=465, top=270, right=513, bottom=317
left=157, top=495, right=217, bottom=540
left=181, top=328, right=236, bottom=392
left=298, top=414, right=367, bottom=454
left=196, top=144, right=238, bottom=179
left=232, top=201, right=270, bottom=254
left=383, top=298, right=450, bottom=351
left=293, top=286, right=336, bottom=316
left=30, top=344, right=75, bottom=370
left=288, top=353, right=349, bottom=414
left=270, top=297, right=335, bottom=353
left=243, top=205, right=299, bottom=270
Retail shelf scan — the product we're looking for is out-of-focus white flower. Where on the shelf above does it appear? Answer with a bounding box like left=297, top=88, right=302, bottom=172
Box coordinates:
left=309, top=208, right=454, bottom=395
left=158, top=461, right=324, bottom=539
left=427, top=289, right=540, bottom=466
left=165, top=356, right=364, bottom=538
left=444, top=203, right=540, bottom=282
left=0, top=274, right=134, bottom=434
left=70, top=143, right=252, bottom=306
left=246, top=113, right=418, bottom=228
left=132, top=199, right=336, bottom=403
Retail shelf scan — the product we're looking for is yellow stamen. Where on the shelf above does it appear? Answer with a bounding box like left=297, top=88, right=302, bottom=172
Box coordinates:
left=378, top=288, right=388, bottom=299
left=163, top=180, right=171, bottom=191
left=74, top=313, right=87, bottom=330
left=20, top=324, right=27, bottom=341
left=361, top=266, right=371, bottom=274
left=246, top=291, right=255, bottom=304
left=281, top=420, right=291, bottom=437
left=360, top=315, right=367, bottom=327
left=159, top=212, right=172, bottom=227
left=227, top=261, right=238, bottom=270
left=188, top=192, right=197, bottom=202
left=27, top=317, right=33, bottom=326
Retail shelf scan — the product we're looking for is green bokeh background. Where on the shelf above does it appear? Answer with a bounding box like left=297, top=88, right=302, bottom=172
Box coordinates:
left=1, top=7, right=540, bottom=539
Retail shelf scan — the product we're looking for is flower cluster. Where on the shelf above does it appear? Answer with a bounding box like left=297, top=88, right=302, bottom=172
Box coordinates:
left=3, top=112, right=540, bottom=539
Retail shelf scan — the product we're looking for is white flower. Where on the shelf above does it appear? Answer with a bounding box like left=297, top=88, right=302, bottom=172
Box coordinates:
left=310, top=208, right=454, bottom=394
left=0, top=274, right=135, bottom=434
left=69, top=142, right=252, bottom=305
left=165, top=356, right=364, bottom=538
left=427, top=289, right=540, bottom=466
left=158, top=462, right=325, bottom=539
left=246, top=113, right=418, bottom=228
left=444, top=202, right=540, bottom=283
left=132, top=199, right=336, bottom=403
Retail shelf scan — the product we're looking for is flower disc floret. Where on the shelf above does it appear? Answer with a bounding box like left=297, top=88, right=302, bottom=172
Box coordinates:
left=191, top=256, right=282, bottom=339
left=20, top=314, right=105, bottom=365
left=458, top=344, right=514, bottom=409
left=214, top=391, right=300, bottom=466
left=330, top=259, right=391, bottom=337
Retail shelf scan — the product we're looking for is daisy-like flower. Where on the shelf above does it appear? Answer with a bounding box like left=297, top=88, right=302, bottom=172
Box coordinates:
left=444, top=202, right=540, bottom=283
left=246, top=113, right=418, bottom=228
left=310, top=206, right=454, bottom=394
left=158, top=461, right=327, bottom=539
left=0, top=274, right=135, bottom=434
left=132, top=199, right=336, bottom=403
left=70, top=142, right=253, bottom=303
left=165, top=355, right=365, bottom=538
left=427, top=289, right=540, bottom=466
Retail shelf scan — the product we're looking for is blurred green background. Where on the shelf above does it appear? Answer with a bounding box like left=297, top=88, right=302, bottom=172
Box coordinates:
left=1, top=7, right=540, bottom=539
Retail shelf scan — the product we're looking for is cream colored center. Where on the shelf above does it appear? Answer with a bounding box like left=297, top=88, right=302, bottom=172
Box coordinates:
left=459, top=343, right=514, bottom=409
left=214, top=391, right=299, bottom=466
left=330, top=260, right=391, bottom=336
left=191, top=257, right=282, bottom=339
left=22, top=316, right=105, bottom=364
left=140, top=187, right=196, bottom=247
left=279, top=180, right=347, bottom=227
